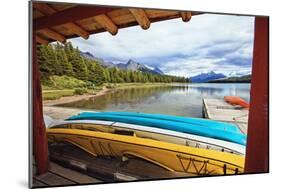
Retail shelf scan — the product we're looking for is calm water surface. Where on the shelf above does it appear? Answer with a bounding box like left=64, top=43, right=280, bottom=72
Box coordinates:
left=58, top=83, right=251, bottom=118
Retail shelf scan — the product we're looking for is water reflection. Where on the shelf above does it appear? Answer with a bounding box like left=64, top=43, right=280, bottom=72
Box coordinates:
left=58, top=83, right=250, bottom=117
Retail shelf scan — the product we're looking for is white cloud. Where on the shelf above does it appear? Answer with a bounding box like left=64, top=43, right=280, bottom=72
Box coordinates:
left=69, top=13, right=255, bottom=77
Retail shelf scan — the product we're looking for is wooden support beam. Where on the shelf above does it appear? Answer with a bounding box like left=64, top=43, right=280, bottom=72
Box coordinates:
left=129, top=9, right=151, bottom=30
left=33, top=2, right=56, bottom=15
left=33, top=33, right=49, bottom=175
left=38, top=29, right=66, bottom=43
left=33, top=3, right=89, bottom=40
left=181, top=12, right=192, bottom=22
left=245, top=17, right=269, bottom=173
left=63, top=23, right=89, bottom=39
left=33, top=4, right=115, bottom=31
left=36, top=36, right=49, bottom=45
left=94, top=14, right=118, bottom=35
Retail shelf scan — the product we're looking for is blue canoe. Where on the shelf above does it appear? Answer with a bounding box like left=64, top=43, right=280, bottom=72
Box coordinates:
left=78, top=111, right=241, bottom=134
left=67, top=112, right=246, bottom=145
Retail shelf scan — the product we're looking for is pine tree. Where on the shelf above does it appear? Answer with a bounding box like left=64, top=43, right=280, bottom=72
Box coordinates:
left=54, top=43, right=73, bottom=76
left=70, top=48, right=88, bottom=81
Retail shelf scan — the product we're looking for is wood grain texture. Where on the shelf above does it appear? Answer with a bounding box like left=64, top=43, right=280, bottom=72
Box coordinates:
left=245, top=17, right=269, bottom=173
left=37, top=29, right=66, bottom=43
left=36, top=36, right=49, bottom=45
left=33, top=3, right=89, bottom=39
left=180, top=12, right=192, bottom=22
left=129, top=9, right=150, bottom=29
left=33, top=5, right=115, bottom=30
left=94, top=14, right=118, bottom=35
left=32, top=35, right=49, bottom=175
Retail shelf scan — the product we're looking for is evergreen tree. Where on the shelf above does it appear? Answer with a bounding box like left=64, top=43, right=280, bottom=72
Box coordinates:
left=37, top=41, right=188, bottom=87
left=54, top=43, right=73, bottom=76
left=70, top=48, right=88, bottom=81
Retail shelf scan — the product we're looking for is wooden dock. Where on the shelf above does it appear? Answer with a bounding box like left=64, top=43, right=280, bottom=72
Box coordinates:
left=36, top=102, right=247, bottom=187
left=202, top=98, right=248, bottom=134
left=33, top=142, right=189, bottom=188
left=35, top=106, right=190, bottom=187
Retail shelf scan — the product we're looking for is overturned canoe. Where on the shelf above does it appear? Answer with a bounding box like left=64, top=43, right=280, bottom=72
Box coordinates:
left=76, top=111, right=242, bottom=133
left=47, top=119, right=245, bottom=155
left=47, top=128, right=245, bottom=176
left=224, top=96, right=249, bottom=109
left=67, top=112, right=247, bottom=145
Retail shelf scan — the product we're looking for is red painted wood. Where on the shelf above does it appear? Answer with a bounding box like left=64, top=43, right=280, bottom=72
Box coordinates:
left=33, top=33, right=49, bottom=174
left=33, top=4, right=115, bottom=30
left=245, top=17, right=269, bottom=173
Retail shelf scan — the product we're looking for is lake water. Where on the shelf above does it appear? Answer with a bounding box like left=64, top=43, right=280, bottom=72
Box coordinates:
left=58, top=83, right=251, bottom=117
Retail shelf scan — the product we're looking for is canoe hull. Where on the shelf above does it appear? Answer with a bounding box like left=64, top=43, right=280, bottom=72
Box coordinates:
left=47, top=128, right=245, bottom=176
left=67, top=112, right=246, bottom=145
left=49, top=120, right=245, bottom=155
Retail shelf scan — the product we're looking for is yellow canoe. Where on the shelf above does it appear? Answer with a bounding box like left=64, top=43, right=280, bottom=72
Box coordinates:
left=48, top=121, right=245, bottom=155
left=47, top=128, right=245, bottom=176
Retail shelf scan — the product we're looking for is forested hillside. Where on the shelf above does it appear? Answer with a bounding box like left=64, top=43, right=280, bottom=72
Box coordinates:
left=208, top=74, right=251, bottom=83
left=37, top=42, right=187, bottom=89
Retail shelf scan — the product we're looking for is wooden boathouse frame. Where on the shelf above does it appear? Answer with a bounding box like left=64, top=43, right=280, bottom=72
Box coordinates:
left=30, top=1, right=269, bottom=177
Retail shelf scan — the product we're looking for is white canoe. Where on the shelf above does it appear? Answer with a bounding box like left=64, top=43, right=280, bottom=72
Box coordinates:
left=45, top=117, right=245, bottom=155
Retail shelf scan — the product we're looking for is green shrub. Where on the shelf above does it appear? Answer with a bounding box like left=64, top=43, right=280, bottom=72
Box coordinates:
left=42, top=75, right=87, bottom=89
left=43, top=90, right=74, bottom=100
left=74, top=88, right=88, bottom=95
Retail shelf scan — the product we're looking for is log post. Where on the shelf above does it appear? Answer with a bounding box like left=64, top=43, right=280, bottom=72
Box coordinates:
left=33, top=32, right=49, bottom=174
left=245, top=16, right=269, bottom=173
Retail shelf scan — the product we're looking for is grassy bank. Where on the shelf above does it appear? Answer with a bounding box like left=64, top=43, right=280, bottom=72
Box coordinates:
left=104, top=82, right=170, bottom=89
left=42, top=88, right=101, bottom=100
left=43, top=82, right=171, bottom=101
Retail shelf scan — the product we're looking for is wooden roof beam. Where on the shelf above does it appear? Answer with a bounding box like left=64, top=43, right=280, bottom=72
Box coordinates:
left=62, top=23, right=89, bottom=39
left=94, top=14, right=118, bottom=35
left=33, top=3, right=56, bottom=15
left=181, top=12, right=192, bottom=22
left=129, top=9, right=150, bottom=30
left=33, top=3, right=89, bottom=40
left=38, top=29, right=66, bottom=43
left=33, top=5, right=115, bottom=30
left=36, top=36, right=49, bottom=45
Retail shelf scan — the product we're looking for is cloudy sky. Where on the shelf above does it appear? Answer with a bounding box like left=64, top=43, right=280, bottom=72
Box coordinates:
left=69, top=13, right=255, bottom=77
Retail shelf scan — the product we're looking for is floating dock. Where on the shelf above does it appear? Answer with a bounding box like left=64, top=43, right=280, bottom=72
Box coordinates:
left=202, top=98, right=248, bottom=134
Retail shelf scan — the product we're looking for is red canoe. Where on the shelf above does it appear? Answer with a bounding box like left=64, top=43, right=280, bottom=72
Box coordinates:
left=224, top=96, right=249, bottom=108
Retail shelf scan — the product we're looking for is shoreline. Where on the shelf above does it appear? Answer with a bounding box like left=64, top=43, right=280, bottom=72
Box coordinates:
left=43, top=86, right=111, bottom=106
left=43, top=82, right=171, bottom=106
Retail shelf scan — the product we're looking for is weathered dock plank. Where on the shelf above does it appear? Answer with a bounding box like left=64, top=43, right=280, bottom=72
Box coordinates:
left=48, top=162, right=102, bottom=184
left=49, top=142, right=190, bottom=182
left=33, top=159, right=103, bottom=188
left=203, top=98, right=248, bottom=134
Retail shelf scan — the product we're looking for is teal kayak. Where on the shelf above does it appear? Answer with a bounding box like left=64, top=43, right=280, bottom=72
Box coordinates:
left=79, top=111, right=241, bottom=133
left=67, top=112, right=246, bottom=145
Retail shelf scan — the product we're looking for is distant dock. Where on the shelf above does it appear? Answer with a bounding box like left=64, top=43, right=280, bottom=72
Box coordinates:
left=203, top=98, right=248, bottom=134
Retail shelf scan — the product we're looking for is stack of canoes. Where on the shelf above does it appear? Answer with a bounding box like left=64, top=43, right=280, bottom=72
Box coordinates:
left=46, top=111, right=247, bottom=176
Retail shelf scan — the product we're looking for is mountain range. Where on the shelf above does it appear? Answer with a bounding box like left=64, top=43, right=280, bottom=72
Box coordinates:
left=208, top=74, right=251, bottom=83
left=80, top=51, right=164, bottom=75
left=190, top=71, right=226, bottom=83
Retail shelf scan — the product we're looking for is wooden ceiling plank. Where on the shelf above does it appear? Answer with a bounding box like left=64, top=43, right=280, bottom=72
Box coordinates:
left=33, top=3, right=56, bottom=15
left=129, top=8, right=150, bottom=30
left=180, top=12, right=192, bottom=22
left=34, top=5, right=115, bottom=31
left=94, top=14, right=118, bottom=35
left=62, top=23, right=89, bottom=39
left=36, top=36, right=49, bottom=45
left=33, top=3, right=89, bottom=40
left=38, top=29, right=66, bottom=43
